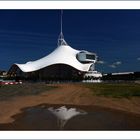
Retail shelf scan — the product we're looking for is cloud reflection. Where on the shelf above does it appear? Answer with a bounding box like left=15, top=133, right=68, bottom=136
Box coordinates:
left=48, top=106, right=87, bottom=129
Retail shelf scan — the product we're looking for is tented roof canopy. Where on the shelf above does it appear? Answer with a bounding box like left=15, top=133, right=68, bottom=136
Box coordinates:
left=15, top=44, right=95, bottom=73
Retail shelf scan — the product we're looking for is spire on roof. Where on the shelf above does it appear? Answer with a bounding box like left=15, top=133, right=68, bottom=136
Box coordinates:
left=58, top=10, right=68, bottom=46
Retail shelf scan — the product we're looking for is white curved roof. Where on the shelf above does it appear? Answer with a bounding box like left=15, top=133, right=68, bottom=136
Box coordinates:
left=15, top=44, right=93, bottom=73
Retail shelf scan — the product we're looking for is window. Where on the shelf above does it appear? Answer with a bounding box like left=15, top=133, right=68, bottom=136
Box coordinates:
left=86, top=54, right=95, bottom=60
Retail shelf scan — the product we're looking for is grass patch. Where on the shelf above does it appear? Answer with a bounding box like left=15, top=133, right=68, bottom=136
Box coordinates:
left=84, top=83, right=140, bottom=98
left=0, top=83, right=56, bottom=101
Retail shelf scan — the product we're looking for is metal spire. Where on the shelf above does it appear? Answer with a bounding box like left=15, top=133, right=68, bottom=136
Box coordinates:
left=58, top=10, right=68, bottom=46
left=61, top=10, right=63, bottom=34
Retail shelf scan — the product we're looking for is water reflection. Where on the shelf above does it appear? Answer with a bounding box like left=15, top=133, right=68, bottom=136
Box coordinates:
left=48, top=106, right=87, bottom=129
left=1, top=104, right=140, bottom=130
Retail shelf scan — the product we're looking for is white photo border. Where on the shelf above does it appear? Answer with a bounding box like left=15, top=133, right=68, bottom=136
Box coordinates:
left=0, top=1, right=140, bottom=139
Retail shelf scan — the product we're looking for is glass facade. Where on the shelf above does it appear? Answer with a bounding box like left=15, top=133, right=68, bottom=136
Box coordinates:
left=86, top=54, right=95, bottom=60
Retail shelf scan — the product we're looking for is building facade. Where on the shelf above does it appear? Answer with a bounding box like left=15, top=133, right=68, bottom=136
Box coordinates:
left=8, top=12, right=101, bottom=81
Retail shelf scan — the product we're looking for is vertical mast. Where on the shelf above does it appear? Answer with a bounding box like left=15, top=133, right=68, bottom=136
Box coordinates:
left=61, top=10, right=63, bottom=34
left=58, top=10, right=67, bottom=46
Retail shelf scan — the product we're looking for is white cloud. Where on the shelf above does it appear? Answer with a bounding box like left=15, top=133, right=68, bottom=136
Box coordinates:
left=109, top=64, right=117, bottom=68
left=97, top=60, right=105, bottom=64
left=114, top=61, right=122, bottom=65
left=108, top=61, right=122, bottom=68
left=137, top=57, right=140, bottom=61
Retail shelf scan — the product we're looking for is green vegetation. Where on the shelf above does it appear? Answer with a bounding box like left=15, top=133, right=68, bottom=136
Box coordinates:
left=0, top=83, right=56, bottom=100
left=84, top=83, right=140, bottom=98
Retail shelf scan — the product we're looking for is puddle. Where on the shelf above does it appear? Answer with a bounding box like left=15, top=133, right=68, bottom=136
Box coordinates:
left=0, top=104, right=140, bottom=130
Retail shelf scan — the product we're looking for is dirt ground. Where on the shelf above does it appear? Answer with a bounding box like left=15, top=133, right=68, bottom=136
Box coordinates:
left=0, top=83, right=140, bottom=124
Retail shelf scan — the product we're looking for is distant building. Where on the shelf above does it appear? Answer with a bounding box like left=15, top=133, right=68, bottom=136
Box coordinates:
left=103, top=71, right=140, bottom=81
left=0, top=70, right=7, bottom=77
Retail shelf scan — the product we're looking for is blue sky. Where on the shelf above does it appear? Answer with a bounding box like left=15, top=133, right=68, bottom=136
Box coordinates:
left=0, top=10, right=140, bottom=73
